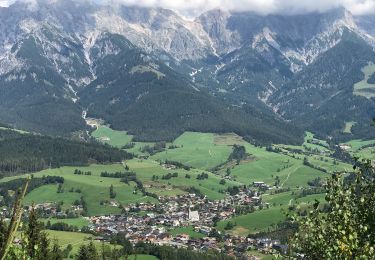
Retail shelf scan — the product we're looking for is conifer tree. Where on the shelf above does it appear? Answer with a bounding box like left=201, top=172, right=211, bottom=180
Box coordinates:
left=25, top=206, right=41, bottom=258
left=50, top=239, right=63, bottom=260
left=0, top=219, right=6, bottom=250
left=87, top=241, right=99, bottom=259
left=37, top=232, right=50, bottom=260
left=76, top=244, right=89, bottom=260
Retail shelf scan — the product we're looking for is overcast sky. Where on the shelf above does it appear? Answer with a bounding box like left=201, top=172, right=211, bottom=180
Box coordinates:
left=1, top=0, right=375, bottom=15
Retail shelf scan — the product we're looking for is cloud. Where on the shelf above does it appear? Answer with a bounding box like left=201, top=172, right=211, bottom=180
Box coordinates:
left=3, top=0, right=375, bottom=15
left=111, top=0, right=375, bottom=16
left=0, top=0, right=14, bottom=7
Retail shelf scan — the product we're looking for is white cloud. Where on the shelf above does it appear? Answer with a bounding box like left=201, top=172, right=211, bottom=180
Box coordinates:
left=0, top=0, right=14, bottom=7
left=112, top=0, right=375, bottom=16
left=3, top=0, right=375, bottom=15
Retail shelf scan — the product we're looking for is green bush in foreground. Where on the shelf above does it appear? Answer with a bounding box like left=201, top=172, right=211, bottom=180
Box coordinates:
left=291, top=158, right=375, bottom=258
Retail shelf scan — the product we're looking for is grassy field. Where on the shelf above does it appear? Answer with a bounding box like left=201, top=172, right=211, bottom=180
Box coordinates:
left=344, top=139, right=375, bottom=151
left=353, top=147, right=375, bottom=160
left=248, top=250, right=276, bottom=260
left=168, top=226, right=205, bottom=239
left=46, top=231, right=98, bottom=256
left=150, top=131, right=334, bottom=189
left=218, top=192, right=326, bottom=236
left=127, top=158, right=242, bottom=200
left=92, top=126, right=133, bottom=148
left=343, top=139, right=375, bottom=160
left=45, top=230, right=124, bottom=258
left=41, top=217, right=90, bottom=228
left=19, top=164, right=158, bottom=216
left=343, top=121, right=356, bottom=134
left=353, top=62, right=375, bottom=98
left=25, top=184, right=81, bottom=210
left=303, top=132, right=330, bottom=151
left=91, top=125, right=161, bottom=156
left=217, top=207, right=285, bottom=235
left=278, top=132, right=331, bottom=156
left=222, top=143, right=328, bottom=188
left=263, top=191, right=295, bottom=207
left=0, top=128, right=362, bottom=238
left=151, top=132, right=233, bottom=170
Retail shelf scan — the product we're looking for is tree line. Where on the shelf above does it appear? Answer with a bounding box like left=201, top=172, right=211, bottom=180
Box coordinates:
left=0, top=128, right=133, bottom=175
left=0, top=176, right=64, bottom=207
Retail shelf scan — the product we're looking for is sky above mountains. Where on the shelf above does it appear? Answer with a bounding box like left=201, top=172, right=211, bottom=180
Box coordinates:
left=0, top=0, right=374, bottom=16
left=111, top=0, right=375, bottom=16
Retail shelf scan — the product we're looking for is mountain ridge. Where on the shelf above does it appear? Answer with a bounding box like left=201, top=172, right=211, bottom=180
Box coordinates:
left=0, top=1, right=374, bottom=143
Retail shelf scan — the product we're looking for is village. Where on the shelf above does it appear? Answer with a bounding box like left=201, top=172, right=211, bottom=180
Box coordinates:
left=85, top=185, right=286, bottom=259
left=0, top=182, right=287, bottom=259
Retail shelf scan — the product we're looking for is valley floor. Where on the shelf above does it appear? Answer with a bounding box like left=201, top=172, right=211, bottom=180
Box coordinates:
left=2, top=125, right=371, bottom=259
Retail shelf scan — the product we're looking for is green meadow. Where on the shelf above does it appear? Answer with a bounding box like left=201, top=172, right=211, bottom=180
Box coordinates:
left=247, top=250, right=276, bottom=260
left=343, top=121, right=356, bottom=134
left=92, top=126, right=133, bottom=148
left=45, top=230, right=123, bottom=258
left=344, top=139, right=375, bottom=151
left=127, top=158, right=242, bottom=200
left=353, top=62, right=375, bottom=98
left=169, top=226, right=205, bottom=239
left=2, top=129, right=343, bottom=218
left=38, top=230, right=158, bottom=259
left=218, top=192, right=326, bottom=235
left=19, top=164, right=157, bottom=216
left=343, top=139, right=375, bottom=160
left=1, top=127, right=364, bottom=238
left=217, top=206, right=285, bottom=235
left=41, top=217, right=90, bottom=229
left=221, top=141, right=330, bottom=188
left=151, top=132, right=233, bottom=170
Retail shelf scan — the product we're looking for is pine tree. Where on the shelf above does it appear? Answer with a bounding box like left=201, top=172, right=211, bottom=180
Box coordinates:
left=109, top=185, right=116, bottom=199
left=25, top=206, right=41, bottom=258
left=77, top=242, right=99, bottom=260
left=87, top=241, right=99, bottom=259
left=37, top=232, right=50, bottom=260
left=0, top=219, right=6, bottom=250
left=50, top=239, right=63, bottom=260
left=76, top=244, right=89, bottom=260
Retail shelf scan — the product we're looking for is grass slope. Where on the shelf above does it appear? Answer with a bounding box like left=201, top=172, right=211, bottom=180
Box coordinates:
left=41, top=218, right=90, bottom=229
left=92, top=126, right=133, bottom=148
left=127, top=159, right=241, bottom=200
left=217, top=207, right=285, bottom=235
left=353, top=62, right=375, bottom=98
left=46, top=230, right=121, bottom=257
left=151, top=132, right=233, bottom=170
left=168, top=226, right=205, bottom=239
left=21, top=164, right=157, bottom=216
left=343, top=121, right=356, bottom=134
left=218, top=192, right=326, bottom=235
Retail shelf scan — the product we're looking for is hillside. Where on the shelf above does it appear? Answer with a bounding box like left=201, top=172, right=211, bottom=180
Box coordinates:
left=79, top=33, right=303, bottom=144
left=0, top=127, right=131, bottom=175
left=269, top=30, right=375, bottom=140
left=0, top=1, right=374, bottom=144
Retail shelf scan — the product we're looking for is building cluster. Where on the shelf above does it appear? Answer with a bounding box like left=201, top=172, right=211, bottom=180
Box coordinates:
left=86, top=188, right=284, bottom=258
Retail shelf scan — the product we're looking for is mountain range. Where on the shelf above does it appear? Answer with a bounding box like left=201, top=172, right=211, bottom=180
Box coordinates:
left=1, top=0, right=375, bottom=144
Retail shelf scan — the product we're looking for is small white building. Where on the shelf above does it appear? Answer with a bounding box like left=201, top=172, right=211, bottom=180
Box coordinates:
left=188, top=209, right=199, bottom=222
